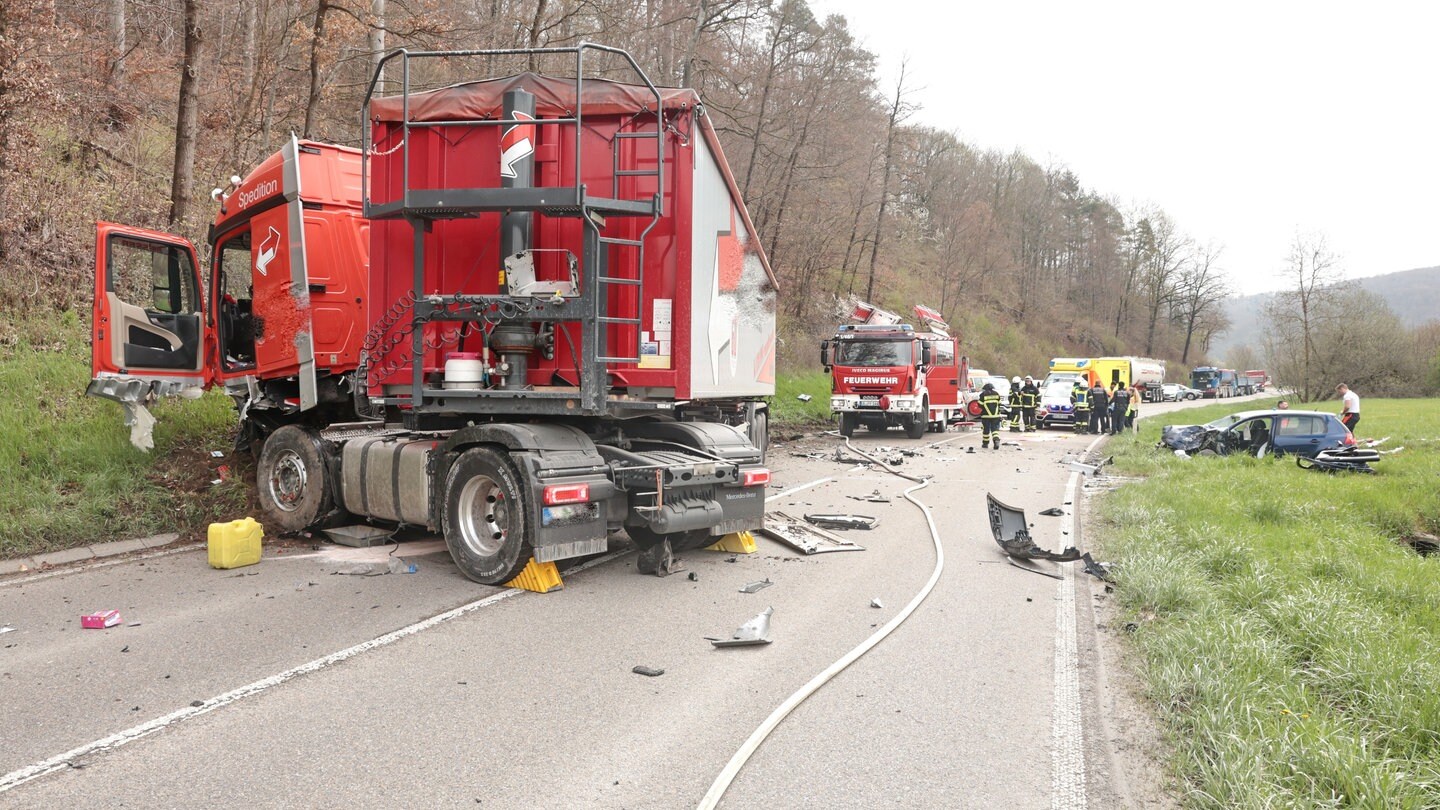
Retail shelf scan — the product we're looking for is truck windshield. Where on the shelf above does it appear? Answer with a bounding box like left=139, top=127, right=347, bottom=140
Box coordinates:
left=835, top=341, right=911, bottom=366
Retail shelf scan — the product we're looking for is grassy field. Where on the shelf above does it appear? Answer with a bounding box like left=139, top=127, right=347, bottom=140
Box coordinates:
left=769, top=369, right=833, bottom=428
left=0, top=313, right=249, bottom=559
left=1095, top=399, right=1440, bottom=807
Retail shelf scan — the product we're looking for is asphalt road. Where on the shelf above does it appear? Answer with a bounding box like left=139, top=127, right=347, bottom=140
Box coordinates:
left=0, top=393, right=1264, bottom=808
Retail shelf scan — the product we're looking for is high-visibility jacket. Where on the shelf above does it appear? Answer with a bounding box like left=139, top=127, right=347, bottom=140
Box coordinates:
left=979, top=390, right=1003, bottom=418
left=1072, top=385, right=1088, bottom=410
left=1008, top=389, right=1022, bottom=410
left=1020, top=383, right=1038, bottom=408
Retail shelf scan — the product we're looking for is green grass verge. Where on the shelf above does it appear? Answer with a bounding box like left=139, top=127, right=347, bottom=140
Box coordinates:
left=0, top=312, right=249, bottom=558
left=769, top=369, right=834, bottom=428
left=1095, top=398, right=1440, bottom=807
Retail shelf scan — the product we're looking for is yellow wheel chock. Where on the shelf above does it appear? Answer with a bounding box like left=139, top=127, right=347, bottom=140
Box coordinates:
left=505, top=558, right=564, bottom=593
left=706, top=531, right=757, bottom=554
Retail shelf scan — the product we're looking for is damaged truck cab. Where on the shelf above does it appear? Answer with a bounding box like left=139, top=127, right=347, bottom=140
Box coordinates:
left=87, top=45, right=775, bottom=585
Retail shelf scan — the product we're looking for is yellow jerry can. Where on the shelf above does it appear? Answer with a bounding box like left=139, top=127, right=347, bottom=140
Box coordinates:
left=208, top=518, right=264, bottom=569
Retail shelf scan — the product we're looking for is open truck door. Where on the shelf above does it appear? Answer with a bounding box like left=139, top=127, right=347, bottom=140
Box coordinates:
left=88, top=222, right=211, bottom=450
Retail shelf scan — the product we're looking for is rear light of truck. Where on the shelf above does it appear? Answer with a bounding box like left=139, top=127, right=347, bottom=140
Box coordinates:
left=543, top=483, right=590, bottom=505
left=742, top=468, right=771, bottom=488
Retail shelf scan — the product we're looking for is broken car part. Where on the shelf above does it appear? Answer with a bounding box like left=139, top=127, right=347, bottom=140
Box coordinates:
left=709, top=606, right=774, bottom=647
left=632, top=665, right=665, bottom=677
left=739, top=579, right=773, bottom=594
left=757, top=512, right=866, bottom=555
left=802, top=513, right=879, bottom=531
left=986, top=493, right=1082, bottom=562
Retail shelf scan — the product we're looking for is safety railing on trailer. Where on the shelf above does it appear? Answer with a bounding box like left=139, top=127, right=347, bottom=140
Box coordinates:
left=357, top=44, right=668, bottom=419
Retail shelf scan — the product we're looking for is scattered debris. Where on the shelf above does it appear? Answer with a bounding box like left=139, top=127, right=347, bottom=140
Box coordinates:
left=0, top=626, right=14, bottom=635
left=1399, top=534, right=1440, bottom=557
left=758, top=512, right=866, bottom=555
left=869, top=598, right=883, bottom=609
left=709, top=607, right=774, bottom=647
left=637, top=540, right=684, bottom=576
left=209, top=450, right=225, bottom=458
left=323, top=525, right=394, bottom=548
left=966, top=447, right=975, bottom=454
left=986, top=493, right=1082, bottom=563
left=81, top=610, right=122, bottom=629
left=847, top=489, right=891, bottom=504
left=739, top=578, right=773, bottom=594
left=803, top=513, right=879, bottom=531
left=327, top=558, right=416, bottom=576
left=1006, top=559, right=1064, bottom=579
left=1081, top=552, right=1115, bottom=582
left=190, top=700, right=205, bottom=707
left=1297, top=447, right=1380, bottom=474
left=632, top=665, right=665, bottom=677
left=687, top=572, right=699, bottom=582
left=1364, top=436, right=1391, bottom=448
left=1038, top=507, right=1065, bottom=517
left=796, top=394, right=812, bottom=402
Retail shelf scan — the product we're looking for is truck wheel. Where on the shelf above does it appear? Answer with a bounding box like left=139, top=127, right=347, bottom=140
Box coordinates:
left=627, top=524, right=713, bottom=553
left=904, top=411, right=926, bottom=439
left=839, top=412, right=856, bottom=438
left=257, top=425, right=334, bottom=534
left=443, top=446, right=533, bottom=585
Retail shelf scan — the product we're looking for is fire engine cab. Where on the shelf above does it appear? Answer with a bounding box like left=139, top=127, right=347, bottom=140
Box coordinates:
left=822, top=323, right=967, bottom=438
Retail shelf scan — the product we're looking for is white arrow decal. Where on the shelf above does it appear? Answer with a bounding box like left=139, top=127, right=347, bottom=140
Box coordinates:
left=255, top=226, right=281, bottom=276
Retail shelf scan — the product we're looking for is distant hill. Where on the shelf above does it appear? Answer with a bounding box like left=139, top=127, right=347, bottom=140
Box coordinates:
left=1210, top=265, right=1440, bottom=362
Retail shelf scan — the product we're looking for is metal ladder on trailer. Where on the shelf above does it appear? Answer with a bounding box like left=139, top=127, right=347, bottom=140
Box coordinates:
left=594, top=128, right=663, bottom=365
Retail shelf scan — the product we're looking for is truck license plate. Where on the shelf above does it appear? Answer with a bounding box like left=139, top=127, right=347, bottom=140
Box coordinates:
left=858, top=396, right=880, bottom=408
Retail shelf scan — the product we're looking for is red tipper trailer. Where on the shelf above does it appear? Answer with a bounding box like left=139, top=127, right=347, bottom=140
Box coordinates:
left=86, top=45, right=775, bottom=585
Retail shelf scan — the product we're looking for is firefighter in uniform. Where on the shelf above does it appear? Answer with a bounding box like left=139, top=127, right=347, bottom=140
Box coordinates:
left=1110, top=382, right=1131, bottom=435
left=1008, top=377, right=1024, bottom=432
left=1089, top=380, right=1109, bottom=435
left=1071, top=380, right=1089, bottom=433
left=979, top=382, right=1004, bottom=450
left=1020, top=376, right=1040, bottom=432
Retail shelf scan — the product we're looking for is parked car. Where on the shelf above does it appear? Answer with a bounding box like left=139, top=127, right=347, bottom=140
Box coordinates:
left=1161, top=383, right=1201, bottom=401
left=1159, top=409, right=1355, bottom=458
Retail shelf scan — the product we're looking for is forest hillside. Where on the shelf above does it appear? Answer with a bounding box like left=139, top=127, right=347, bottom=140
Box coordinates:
left=1, top=0, right=1242, bottom=380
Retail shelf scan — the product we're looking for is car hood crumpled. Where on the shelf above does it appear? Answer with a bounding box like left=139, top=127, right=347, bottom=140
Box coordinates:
left=1160, top=424, right=1214, bottom=452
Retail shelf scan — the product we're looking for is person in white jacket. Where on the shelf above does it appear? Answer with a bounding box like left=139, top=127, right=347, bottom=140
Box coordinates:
left=1336, top=383, right=1360, bottom=432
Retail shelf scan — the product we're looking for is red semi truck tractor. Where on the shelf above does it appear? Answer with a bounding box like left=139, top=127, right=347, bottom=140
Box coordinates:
left=87, top=45, right=776, bottom=583
left=822, top=323, right=967, bottom=438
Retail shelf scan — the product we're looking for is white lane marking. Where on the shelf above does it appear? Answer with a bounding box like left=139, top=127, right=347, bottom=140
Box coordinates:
left=1052, top=435, right=1104, bottom=809
left=766, top=476, right=831, bottom=504
left=0, top=544, right=205, bottom=589
left=0, top=549, right=628, bottom=794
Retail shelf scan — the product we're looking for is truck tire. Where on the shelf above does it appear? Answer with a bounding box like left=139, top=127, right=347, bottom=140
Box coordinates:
left=904, top=408, right=926, bottom=439
left=442, top=446, right=533, bottom=585
left=839, top=412, right=857, bottom=438
left=257, top=425, right=334, bottom=534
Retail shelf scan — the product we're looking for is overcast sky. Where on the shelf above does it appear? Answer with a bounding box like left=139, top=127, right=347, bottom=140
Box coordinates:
left=810, top=0, right=1439, bottom=295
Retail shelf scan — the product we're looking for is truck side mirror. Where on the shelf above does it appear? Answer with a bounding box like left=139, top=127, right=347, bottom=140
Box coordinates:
left=820, top=340, right=831, bottom=371
left=920, top=344, right=933, bottom=367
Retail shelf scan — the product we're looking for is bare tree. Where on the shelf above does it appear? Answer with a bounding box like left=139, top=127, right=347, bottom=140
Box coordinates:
left=302, top=0, right=333, bottom=139
left=1264, top=234, right=1346, bottom=401
left=168, top=0, right=204, bottom=226
left=865, top=58, right=912, bottom=301
left=1174, top=242, right=1229, bottom=364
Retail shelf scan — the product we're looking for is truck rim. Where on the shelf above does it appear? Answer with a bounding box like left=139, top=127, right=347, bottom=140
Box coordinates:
left=457, top=475, right=509, bottom=557
left=268, top=449, right=308, bottom=512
